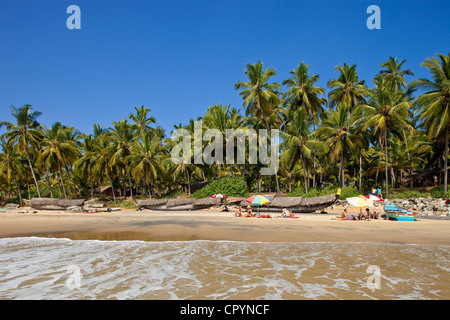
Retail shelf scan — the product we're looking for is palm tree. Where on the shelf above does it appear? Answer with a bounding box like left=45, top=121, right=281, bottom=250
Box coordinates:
left=235, top=61, right=282, bottom=193
left=282, top=62, right=326, bottom=119
left=40, top=123, right=79, bottom=198
left=380, top=56, right=414, bottom=92
left=280, top=107, right=327, bottom=193
left=109, top=119, right=136, bottom=199
left=357, top=83, right=413, bottom=197
left=327, top=63, right=367, bottom=112
left=92, top=124, right=117, bottom=202
left=0, top=140, right=24, bottom=205
left=129, top=105, right=156, bottom=137
left=127, top=132, right=160, bottom=196
left=74, top=134, right=99, bottom=199
left=0, top=105, right=43, bottom=197
left=410, top=53, right=450, bottom=192
left=315, top=103, right=361, bottom=189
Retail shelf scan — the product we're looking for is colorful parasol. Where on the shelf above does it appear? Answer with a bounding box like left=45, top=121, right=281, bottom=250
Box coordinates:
left=365, top=194, right=384, bottom=202
left=347, top=196, right=374, bottom=208
left=210, top=194, right=228, bottom=198
left=245, top=195, right=271, bottom=206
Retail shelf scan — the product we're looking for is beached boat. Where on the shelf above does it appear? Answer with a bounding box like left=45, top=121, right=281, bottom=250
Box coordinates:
left=135, top=197, right=222, bottom=211
left=28, top=198, right=86, bottom=210
left=384, top=203, right=417, bottom=221
left=136, top=193, right=339, bottom=213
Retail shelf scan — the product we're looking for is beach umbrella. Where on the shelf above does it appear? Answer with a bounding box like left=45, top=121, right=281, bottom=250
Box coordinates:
left=347, top=196, right=374, bottom=208
left=210, top=194, right=228, bottom=198
left=365, top=194, right=384, bottom=202
left=245, top=195, right=271, bottom=211
left=347, top=196, right=374, bottom=220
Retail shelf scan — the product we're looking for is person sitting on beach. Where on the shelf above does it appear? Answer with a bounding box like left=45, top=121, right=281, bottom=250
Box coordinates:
left=358, top=208, right=371, bottom=220
left=371, top=210, right=380, bottom=219
left=234, top=207, right=243, bottom=217
left=243, top=205, right=253, bottom=217
left=339, top=208, right=348, bottom=218
left=337, top=208, right=355, bottom=220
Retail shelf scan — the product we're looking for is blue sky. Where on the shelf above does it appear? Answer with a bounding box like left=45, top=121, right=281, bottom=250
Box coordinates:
left=1, top=0, right=449, bottom=135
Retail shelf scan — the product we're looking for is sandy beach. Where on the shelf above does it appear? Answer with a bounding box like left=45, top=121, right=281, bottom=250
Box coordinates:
left=1, top=205, right=449, bottom=245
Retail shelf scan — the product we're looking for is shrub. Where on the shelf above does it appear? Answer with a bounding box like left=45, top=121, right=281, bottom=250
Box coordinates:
left=190, top=177, right=249, bottom=199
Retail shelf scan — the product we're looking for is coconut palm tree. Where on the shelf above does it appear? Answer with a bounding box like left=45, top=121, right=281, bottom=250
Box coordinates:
left=0, top=140, right=24, bottom=205
left=74, top=134, right=99, bottom=199
left=92, top=124, right=117, bottom=202
left=128, top=105, right=156, bottom=137
left=357, top=82, right=413, bottom=197
left=327, top=63, right=367, bottom=112
left=235, top=61, right=282, bottom=193
left=410, top=53, right=450, bottom=192
left=280, top=107, right=327, bottom=193
left=379, top=56, right=414, bottom=92
left=282, top=62, right=326, bottom=120
left=0, top=105, right=43, bottom=197
left=39, top=122, right=78, bottom=198
left=315, top=103, right=362, bottom=189
left=127, top=132, right=160, bottom=196
left=109, top=119, right=136, bottom=199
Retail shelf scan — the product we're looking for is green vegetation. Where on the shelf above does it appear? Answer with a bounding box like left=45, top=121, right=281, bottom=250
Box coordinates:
left=190, top=177, right=249, bottom=199
left=1, top=53, right=449, bottom=205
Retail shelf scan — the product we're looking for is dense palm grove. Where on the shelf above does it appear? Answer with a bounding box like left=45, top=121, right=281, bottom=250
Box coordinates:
left=1, top=53, right=449, bottom=205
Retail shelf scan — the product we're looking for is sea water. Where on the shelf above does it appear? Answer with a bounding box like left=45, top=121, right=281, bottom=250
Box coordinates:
left=0, top=237, right=449, bottom=300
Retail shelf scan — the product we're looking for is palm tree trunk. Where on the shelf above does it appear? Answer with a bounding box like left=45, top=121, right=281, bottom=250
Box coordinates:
left=340, top=149, right=345, bottom=189
left=445, top=126, right=449, bottom=193
left=359, top=152, right=362, bottom=192
left=24, top=147, right=41, bottom=198
left=58, top=160, right=67, bottom=199
left=128, top=172, right=133, bottom=200
left=44, top=173, right=53, bottom=198
left=264, top=118, right=280, bottom=194
left=384, top=129, right=389, bottom=198
left=90, top=175, right=94, bottom=199
left=186, top=168, right=191, bottom=195
left=11, top=170, right=23, bottom=207
left=301, top=154, right=308, bottom=193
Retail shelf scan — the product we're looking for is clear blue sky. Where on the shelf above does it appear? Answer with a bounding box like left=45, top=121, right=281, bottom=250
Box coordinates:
left=1, top=0, right=449, bottom=135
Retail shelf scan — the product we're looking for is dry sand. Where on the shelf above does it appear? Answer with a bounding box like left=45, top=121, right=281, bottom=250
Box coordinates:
left=0, top=205, right=449, bottom=245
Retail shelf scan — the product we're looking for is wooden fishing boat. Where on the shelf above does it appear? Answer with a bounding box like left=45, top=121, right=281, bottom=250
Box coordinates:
left=384, top=203, right=417, bottom=221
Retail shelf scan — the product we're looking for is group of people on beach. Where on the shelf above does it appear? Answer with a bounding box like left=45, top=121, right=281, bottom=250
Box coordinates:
left=338, top=208, right=380, bottom=221
left=233, top=206, right=297, bottom=219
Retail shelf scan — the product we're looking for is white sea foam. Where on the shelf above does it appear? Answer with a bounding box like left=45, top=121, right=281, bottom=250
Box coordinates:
left=0, top=237, right=449, bottom=299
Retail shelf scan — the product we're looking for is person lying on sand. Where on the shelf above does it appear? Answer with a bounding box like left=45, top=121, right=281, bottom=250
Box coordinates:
left=337, top=208, right=355, bottom=220
left=276, top=208, right=298, bottom=218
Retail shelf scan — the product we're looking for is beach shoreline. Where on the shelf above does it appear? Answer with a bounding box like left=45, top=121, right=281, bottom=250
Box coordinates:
left=1, top=205, right=449, bottom=246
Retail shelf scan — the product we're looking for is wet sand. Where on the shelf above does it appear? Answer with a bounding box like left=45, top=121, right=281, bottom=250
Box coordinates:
left=1, top=205, right=449, bottom=245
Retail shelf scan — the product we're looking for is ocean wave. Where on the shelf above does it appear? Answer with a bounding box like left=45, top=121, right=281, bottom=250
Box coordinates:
left=1, top=237, right=449, bottom=300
